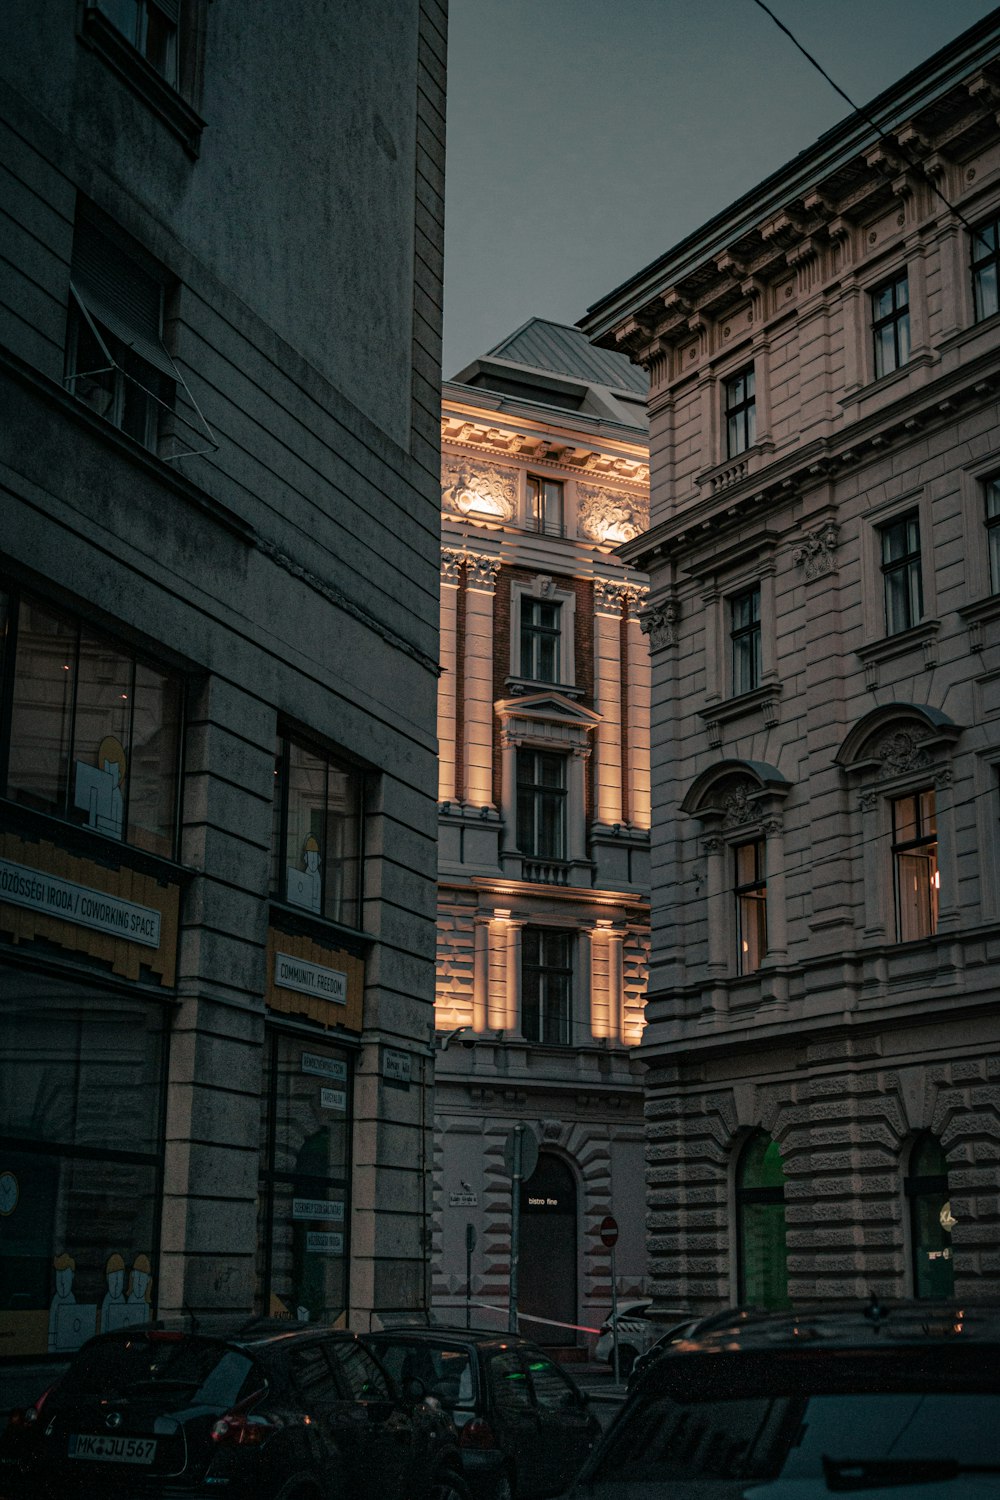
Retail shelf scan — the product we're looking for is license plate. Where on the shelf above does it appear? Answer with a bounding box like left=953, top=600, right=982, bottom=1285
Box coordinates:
left=68, top=1433, right=157, bottom=1463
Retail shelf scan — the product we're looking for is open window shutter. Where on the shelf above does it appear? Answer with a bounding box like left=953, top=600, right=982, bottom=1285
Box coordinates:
left=71, top=220, right=176, bottom=381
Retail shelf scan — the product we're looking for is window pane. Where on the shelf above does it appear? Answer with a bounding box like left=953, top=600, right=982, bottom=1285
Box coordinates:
left=127, top=661, right=181, bottom=856
left=897, top=852, right=935, bottom=941
left=285, top=741, right=326, bottom=913
left=538, top=790, right=564, bottom=858
left=97, top=0, right=142, bottom=44
left=322, top=762, right=362, bottom=928
left=874, top=322, right=895, bottom=378
left=70, top=632, right=133, bottom=841
left=144, top=0, right=178, bottom=84
left=69, top=310, right=116, bottom=420
left=8, top=599, right=77, bottom=816
left=740, top=1199, right=789, bottom=1308
left=912, top=1188, right=955, bottom=1298
left=976, top=262, right=999, bottom=321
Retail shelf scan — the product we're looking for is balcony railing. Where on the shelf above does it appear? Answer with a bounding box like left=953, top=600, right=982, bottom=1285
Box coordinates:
left=520, top=858, right=571, bottom=885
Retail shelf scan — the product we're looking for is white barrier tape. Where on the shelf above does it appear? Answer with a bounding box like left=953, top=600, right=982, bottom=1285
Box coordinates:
left=467, top=1301, right=601, bottom=1336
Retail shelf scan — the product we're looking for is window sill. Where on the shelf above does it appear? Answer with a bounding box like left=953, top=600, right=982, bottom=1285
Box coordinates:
left=268, top=900, right=372, bottom=958
left=79, top=8, right=205, bottom=158
left=504, top=675, right=583, bottom=699
left=838, top=352, right=935, bottom=408
left=0, top=797, right=191, bottom=884
left=699, top=681, right=782, bottom=729
left=855, top=618, right=940, bottom=670
left=958, top=593, right=1000, bottom=650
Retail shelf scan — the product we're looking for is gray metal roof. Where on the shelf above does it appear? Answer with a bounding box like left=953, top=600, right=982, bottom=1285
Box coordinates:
left=486, top=317, right=647, bottom=394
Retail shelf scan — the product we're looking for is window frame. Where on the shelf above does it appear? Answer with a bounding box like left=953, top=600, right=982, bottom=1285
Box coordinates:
left=734, top=1132, right=789, bottom=1310
left=521, top=927, right=574, bottom=1046
left=729, top=584, right=762, bottom=697
left=891, top=787, right=938, bottom=943
left=985, top=475, right=1000, bottom=595
left=526, top=475, right=566, bottom=538
left=871, top=270, right=911, bottom=380
left=971, top=212, right=1000, bottom=324
left=271, top=730, right=367, bottom=934
left=733, top=837, right=767, bottom=976
left=904, top=1134, right=954, bottom=1299
left=515, top=747, right=567, bottom=862
left=520, top=597, right=562, bottom=683
left=724, top=366, right=756, bottom=459
left=879, top=510, right=923, bottom=636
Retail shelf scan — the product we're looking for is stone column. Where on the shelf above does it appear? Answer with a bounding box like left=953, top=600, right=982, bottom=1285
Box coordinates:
left=504, top=918, right=524, bottom=1034
left=625, top=587, right=651, bottom=831
left=463, top=553, right=500, bottom=811
left=608, top=928, right=625, bottom=1045
left=577, top=928, right=593, bottom=1042
left=472, top=915, right=490, bottom=1033
left=437, top=549, right=462, bottom=803
left=568, top=747, right=590, bottom=865
left=762, top=817, right=788, bottom=965
left=704, top=836, right=728, bottom=975
left=593, top=581, right=624, bottom=826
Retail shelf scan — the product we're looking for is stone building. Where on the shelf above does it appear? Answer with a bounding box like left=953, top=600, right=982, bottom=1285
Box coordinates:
left=580, top=15, right=1000, bottom=1307
left=0, top=0, right=446, bottom=1362
left=432, top=319, right=652, bottom=1349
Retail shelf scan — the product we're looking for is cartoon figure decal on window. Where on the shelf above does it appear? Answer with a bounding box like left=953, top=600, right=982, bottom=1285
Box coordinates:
left=121, top=1253, right=154, bottom=1327
left=73, top=734, right=126, bottom=839
left=48, top=1252, right=97, bottom=1352
left=287, top=833, right=322, bottom=913
left=101, top=1251, right=129, bottom=1332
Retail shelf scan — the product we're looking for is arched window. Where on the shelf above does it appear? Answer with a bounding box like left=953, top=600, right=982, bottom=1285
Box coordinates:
left=736, top=1132, right=789, bottom=1309
left=905, top=1134, right=955, bottom=1298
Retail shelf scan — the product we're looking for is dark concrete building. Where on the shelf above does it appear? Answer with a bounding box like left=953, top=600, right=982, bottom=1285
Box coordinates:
left=0, top=0, right=447, bottom=1366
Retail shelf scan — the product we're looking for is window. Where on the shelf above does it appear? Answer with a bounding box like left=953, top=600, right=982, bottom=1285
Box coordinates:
left=1, top=588, right=183, bottom=858
left=528, top=476, right=565, bottom=537
left=271, top=734, right=364, bottom=929
left=905, top=1135, right=954, bottom=1299
left=90, top=0, right=179, bottom=84
left=520, top=598, right=561, bottom=682
left=730, top=585, right=761, bottom=696
left=879, top=511, right=922, bottom=635
left=521, top=929, right=573, bottom=1045
left=871, top=271, right=910, bottom=378
left=986, top=476, right=1000, bottom=593
left=516, top=749, right=566, bottom=860
left=971, top=213, right=1000, bottom=323
left=66, top=214, right=175, bottom=453
left=892, top=789, right=938, bottom=942
left=724, top=367, right=755, bottom=458
left=735, top=1132, right=789, bottom=1310
left=734, top=839, right=766, bottom=975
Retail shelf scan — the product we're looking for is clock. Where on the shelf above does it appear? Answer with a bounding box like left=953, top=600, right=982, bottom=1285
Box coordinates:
left=0, top=1171, right=18, bottom=1217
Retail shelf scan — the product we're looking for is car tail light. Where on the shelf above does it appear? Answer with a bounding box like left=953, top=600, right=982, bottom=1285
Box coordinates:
left=210, top=1392, right=275, bottom=1448
left=459, top=1418, right=498, bottom=1451
left=6, top=1387, right=53, bottom=1431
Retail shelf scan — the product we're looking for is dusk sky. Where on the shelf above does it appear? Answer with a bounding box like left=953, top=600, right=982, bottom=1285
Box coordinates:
left=443, top=0, right=994, bottom=377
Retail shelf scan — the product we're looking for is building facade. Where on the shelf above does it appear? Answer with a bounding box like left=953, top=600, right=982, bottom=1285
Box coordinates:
left=581, top=16, right=1000, bottom=1307
left=0, top=0, right=446, bottom=1363
left=431, top=320, right=652, bottom=1347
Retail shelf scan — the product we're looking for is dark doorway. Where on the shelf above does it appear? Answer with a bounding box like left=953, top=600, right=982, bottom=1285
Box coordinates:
left=518, top=1152, right=577, bottom=1346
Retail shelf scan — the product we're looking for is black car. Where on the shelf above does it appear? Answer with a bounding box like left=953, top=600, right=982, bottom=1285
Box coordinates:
left=0, top=1323, right=470, bottom=1500
left=364, top=1326, right=600, bottom=1500
left=569, top=1299, right=1000, bottom=1499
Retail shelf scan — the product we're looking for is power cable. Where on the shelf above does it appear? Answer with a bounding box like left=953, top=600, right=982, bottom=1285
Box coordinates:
left=750, top=0, right=980, bottom=236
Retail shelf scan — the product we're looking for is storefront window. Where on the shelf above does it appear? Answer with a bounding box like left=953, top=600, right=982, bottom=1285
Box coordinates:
left=272, top=735, right=364, bottom=929
left=3, top=589, right=183, bottom=857
left=736, top=1132, right=789, bottom=1310
left=0, top=973, right=166, bottom=1357
left=257, top=1033, right=352, bottom=1324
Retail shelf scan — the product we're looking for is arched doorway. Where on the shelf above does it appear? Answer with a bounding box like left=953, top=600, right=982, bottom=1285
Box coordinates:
left=736, top=1132, right=789, bottom=1309
left=905, top=1134, right=954, bottom=1298
left=518, top=1152, right=577, bottom=1346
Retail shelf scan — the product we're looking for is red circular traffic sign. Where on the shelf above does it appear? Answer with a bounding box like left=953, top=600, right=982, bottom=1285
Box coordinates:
left=599, top=1215, right=618, bottom=1247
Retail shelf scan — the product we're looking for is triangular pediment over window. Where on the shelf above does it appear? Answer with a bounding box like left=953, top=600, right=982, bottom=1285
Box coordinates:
left=495, top=691, right=602, bottom=729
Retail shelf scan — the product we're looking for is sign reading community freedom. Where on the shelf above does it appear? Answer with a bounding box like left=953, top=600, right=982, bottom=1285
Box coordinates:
left=0, top=858, right=161, bottom=948
left=274, top=952, right=347, bottom=1003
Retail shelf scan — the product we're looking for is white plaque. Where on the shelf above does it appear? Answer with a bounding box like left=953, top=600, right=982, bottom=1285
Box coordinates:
left=320, top=1087, right=347, bottom=1112
left=0, top=859, right=161, bottom=948
left=306, top=1231, right=344, bottom=1254
left=292, top=1198, right=345, bottom=1222
left=275, top=953, right=347, bottom=1003
left=383, top=1049, right=412, bottom=1087
left=302, top=1053, right=348, bottom=1082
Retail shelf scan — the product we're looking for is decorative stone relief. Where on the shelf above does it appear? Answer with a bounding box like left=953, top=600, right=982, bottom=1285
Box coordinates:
left=721, top=777, right=757, bottom=829
left=594, top=579, right=630, bottom=615
left=858, top=789, right=878, bottom=812
left=441, top=459, right=517, bottom=521
left=577, top=484, right=649, bottom=545
left=640, top=598, right=680, bottom=650
left=541, top=1119, right=563, bottom=1142
left=441, top=548, right=464, bottom=585
left=877, top=728, right=930, bottom=778
left=793, top=521, right=840, bottom=579
left=465, top=552, right=502, bottom=592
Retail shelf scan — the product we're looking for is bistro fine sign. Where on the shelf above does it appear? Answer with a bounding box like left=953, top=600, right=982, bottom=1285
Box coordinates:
left=0, top=857, right=161, bottom=948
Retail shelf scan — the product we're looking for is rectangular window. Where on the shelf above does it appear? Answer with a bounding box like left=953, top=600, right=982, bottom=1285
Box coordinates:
left=520, top=599, right=561, bottom=682
left=734, top=839, right=767, bottom=975
left=972, top=214, right=1000, bottom=323
left=892, top=789, right=938, bottom=942
left=880, top=512, right=923, bottom=635
left=272, top=735, right=364, bottom=930
left=2, top=589, right=183, bottom=857
left=522, top=928, right=573, bottom=1045
left=516, top=749, right=566, bottom=861
left=986, top=477, right=1000, bottom=594
left=66, top=213, right=175, bottom=453
left=724, top=367, right=756, bottom=458
left=871, top=271, right=910, bottom=378
left=527, top=476, right=565, bottom=537
left=92, top=0, right=179, bottom=84
left=730, top=584, right=761, bottom=696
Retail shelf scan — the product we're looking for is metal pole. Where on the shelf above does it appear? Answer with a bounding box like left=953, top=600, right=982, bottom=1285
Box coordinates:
left=508, top=1123, right=523, bottom=1334
left=466, top=1223, right=473, bottom=1329
left=610, top=1243, right=620, bottom=1384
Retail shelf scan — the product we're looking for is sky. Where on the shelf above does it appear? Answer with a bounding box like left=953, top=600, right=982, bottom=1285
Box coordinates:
left=442, top=0, right=995, bottom=377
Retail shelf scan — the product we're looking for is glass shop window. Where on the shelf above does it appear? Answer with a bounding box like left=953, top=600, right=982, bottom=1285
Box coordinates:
left=271, top=734, right=365, bottom=930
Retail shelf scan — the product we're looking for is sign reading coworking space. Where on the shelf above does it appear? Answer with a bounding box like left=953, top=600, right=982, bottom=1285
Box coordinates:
left=0, top=859, right=161, bottom=947
left=266, top=926, right=364, bottom=1032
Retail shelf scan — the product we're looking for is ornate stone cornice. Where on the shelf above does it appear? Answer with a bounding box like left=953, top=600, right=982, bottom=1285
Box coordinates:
left=464, top=551, right=502, bottom=592
left=442, top=416, right=648, bottom=489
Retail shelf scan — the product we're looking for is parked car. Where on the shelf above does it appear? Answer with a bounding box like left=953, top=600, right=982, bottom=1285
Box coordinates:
left=364, top=1325, right=600, bottom=1500
left=593, top=1300, right=692, bottom=1376
left=570, top=1299, right=1000, bottom=1499
left=0, top=1323, right=470, bottom=1500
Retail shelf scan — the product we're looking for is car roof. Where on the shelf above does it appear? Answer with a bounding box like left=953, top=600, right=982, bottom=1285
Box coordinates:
left=75, top=1322, right=363, bottom=1352
left=368, top=1326, right=535, bottom=1351
left=653, top=1300, right=1000, bottom=1357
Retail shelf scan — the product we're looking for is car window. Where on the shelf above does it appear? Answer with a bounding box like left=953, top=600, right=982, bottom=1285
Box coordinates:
left=370, top=1342, right=475, bottom=1407
left=330, top=1340, right=391, bottom=1401
left=289, top=1342, right=340, bottom=1402
left=61, top=1336, right=256, bottom=1405
left=524, top=1354, right=578, bottom=1412
left=489, top=1350, right=533, bottom=1414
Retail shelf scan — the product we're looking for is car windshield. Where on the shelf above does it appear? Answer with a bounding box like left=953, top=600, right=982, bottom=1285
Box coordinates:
left=373, top=1342, right=475, bottom=1409
left=60, top=1335, right=257, bottom=1407
left=588, top=1354, right=1000, bottom=1486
